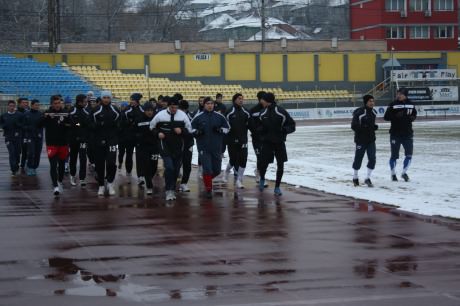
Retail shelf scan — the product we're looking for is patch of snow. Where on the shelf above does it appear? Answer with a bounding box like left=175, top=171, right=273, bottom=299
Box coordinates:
left=246, top=27, right=298, bottom=41
left=199, top=13, right=237, bottom=32
left=193, top=120, right=460, bottom=219
left=224, top=15, right=287, bottom=30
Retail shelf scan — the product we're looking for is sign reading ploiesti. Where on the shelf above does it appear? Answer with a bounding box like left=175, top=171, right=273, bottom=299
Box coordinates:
left=194, top=54, right=211, bottom=61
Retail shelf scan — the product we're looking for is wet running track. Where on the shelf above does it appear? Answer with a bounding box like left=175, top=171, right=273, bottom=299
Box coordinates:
left=0, top=144, right=460, bottom=306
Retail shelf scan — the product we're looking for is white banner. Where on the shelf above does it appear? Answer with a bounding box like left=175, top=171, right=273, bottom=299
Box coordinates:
left=392, top=69, right=457, bottom=81
left=287, top=105, right=460, bottom=120
left=430, top=86, right=458, bottom=102
left=194, top=54, right=211, bottom=61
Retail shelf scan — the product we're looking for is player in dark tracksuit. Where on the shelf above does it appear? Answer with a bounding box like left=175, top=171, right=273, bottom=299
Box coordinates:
left=192, top=96, right=206, bottom=177
left=91, top=91, right=121, bottom=197
left=351, top=94, right=378, bottom=187
left=42, top=95, right=71, bottom=196
left=23, top=99, right=44, bottom=176
left=214, top=93, right=227, bottom=156
left=224, top=93, right=251, bottom=189
left=257, top=92, right=296, bottom=196
left=0, top=100, right=24, bottom=176
left=122, top=93, right=145, bottom=185
left=86, top=96, right=98, bottom=170
left=17, top=97, right=29, bottom=170
left=384, top=88, right=417, bottom=182
left=135, top=103, right=159, bottom=195
left=249, top=91, right=267, bottom=183
left=149, top=97, right=192, bottom=201
left=179, top=100, right=194, bottom=192
left=192, top=98, right=230, bottom=199
left=117, top=102, right=129, bottom=174
left=68, top=94, right=90, bottom=187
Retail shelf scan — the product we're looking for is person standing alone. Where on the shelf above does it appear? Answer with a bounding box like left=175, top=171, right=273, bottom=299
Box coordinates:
left=384, top=88, right=417, bottom=182
left=351, top=94, right=378, bottom=187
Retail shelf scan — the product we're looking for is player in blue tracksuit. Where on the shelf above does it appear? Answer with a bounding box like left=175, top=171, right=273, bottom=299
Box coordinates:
left=192, top=98, right=230, bottom=198
left=23, top=99, right=44, bottom=176
left=0, top=100, right=24, bottom=176
left=257, top=92, right=296, bottom=196
left=149, top=97, right=192, bottom=201
left=351, top=95, right=378, bottom=187
left=384, top=88, right=417, bottom=182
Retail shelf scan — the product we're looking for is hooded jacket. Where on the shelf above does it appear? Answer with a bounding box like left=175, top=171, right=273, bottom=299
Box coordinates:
left=225, top=104, right=251, bottom=145
left=23, top=109, right=44, bottom=139
left=121, top=104, right=145, bottom=144
left=68, top=104, right=90, bottom=143
left=249, top=103, right=264, bottom=142
left=351, top=106, right=378, bottom=144
left=149, top=108, right=192, bottom=157
left=258, top=102, right=296, bottom=143
left=0, top=111, right=24, bottom=139
left=91, top=103, right=121, bottom=146
left=42, top=107, right=70, bottom=146
left=384, top=99, right=417, bottom=137
left=192, top=109, right=230, bottom=153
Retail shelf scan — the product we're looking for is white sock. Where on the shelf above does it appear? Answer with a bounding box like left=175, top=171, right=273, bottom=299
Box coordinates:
left=366, top=168, right=373, bottom=180
left=353, top=169, right=359, bottom=179
left=237, top=167, right=245, bottom=181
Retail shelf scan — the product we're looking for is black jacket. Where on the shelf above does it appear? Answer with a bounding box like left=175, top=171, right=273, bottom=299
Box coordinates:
left=249, top=103, right=264, bottom=142
left=136, top=114, right=158, bottom=148
left=183, top=110, right=195, bottom=149
left=23, top=109, right=44, bottom=139
left=384, top=99, right=417, bottom=137
left=214, top=102, right=227, bottom=114
left=121, top=105, right=145, bottom=144
left=91, top=103, right=121, bottom=146
left=351, top=106, right=378, bottom=144
left=226, top=104, right=250, bottom=145
left=258, top=103, right=296, bottom=143
left=0, top=111, right=24, bottom=139
left=42, top=108, right=70, bottom=146
left=68, top=105, right=90, bottom=144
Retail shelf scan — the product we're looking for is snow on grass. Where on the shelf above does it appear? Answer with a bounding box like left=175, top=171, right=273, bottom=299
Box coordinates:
left=194, top=120, right=460, bottom=219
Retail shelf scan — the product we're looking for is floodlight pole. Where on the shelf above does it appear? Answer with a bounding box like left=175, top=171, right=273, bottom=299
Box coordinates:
left=261, top=0, right=266, bottom=53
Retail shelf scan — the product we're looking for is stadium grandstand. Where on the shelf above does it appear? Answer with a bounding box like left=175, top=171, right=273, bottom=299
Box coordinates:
left=0, top=55, right=99, bottom=103
left=69, top=65, right=353, bottom=103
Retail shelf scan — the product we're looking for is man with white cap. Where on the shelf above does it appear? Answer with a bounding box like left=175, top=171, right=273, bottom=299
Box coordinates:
left=91, top=91, right=121, bottom=196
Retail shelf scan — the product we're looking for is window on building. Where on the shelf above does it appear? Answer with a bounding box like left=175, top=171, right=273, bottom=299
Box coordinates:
left=386, top=0, right=405, bottom=11
left=386, top=26, right=406, bottom=39
left=410, top=0, right=429, bottom=11
left=434, top=26, right=454, bottom=38
left=434, top=0, right=454, bottom=11
left=410, top=26, right=430, bottom=38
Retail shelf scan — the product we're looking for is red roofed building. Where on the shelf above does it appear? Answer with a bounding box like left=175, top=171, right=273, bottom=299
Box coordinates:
left=350, top=0, right=458, bottom=51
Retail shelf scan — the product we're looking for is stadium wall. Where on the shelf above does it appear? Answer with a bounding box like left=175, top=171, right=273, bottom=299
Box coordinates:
left=10, top=51, right=459, bottom=92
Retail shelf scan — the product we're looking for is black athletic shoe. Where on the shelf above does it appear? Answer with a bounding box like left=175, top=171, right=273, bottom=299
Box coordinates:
left=353, top=178, right=360, bottom=187
left=391, top=174, right=398, bottom=181
left=364, top=178, right=374, bottom=187
left=401, top=173, right=410, bottom=182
